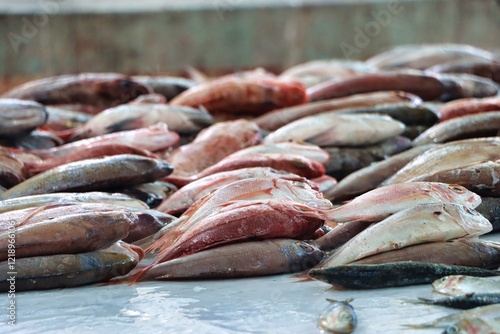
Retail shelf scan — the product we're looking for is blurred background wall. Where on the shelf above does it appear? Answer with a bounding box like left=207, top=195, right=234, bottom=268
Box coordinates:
left=0, top=0, right=498, bottom=90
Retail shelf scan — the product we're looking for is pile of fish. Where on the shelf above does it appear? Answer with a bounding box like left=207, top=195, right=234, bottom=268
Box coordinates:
left=0, top=43, right=499, bottom=308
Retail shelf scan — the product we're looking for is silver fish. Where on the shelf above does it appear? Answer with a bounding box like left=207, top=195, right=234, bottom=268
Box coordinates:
left=318, top=298, right=357, bottom=334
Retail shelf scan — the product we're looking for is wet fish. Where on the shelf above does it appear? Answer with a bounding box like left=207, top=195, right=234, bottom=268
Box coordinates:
left=318, top=298, right=357, bottom=334
left=326, top=182, right=481, bottom=223
left=353, top=239, right=500, bottom=269
left=0, top=211, right=133, bottom=260
left=170, top=77, right=307, bottom=117
left=382, top=137, right=500, bottom=185
left=306, top=72, right=449, bottom=102
left=312, top=220, right=368, bottom=252
left=70, top=103, right=213, bottom=140
left=0, top=191, right=149, bottom=213
left=408, top=294, right=500, bottom=310
left=219, top=141, right=330, bottom=165
left=0, top=241, right=142, bottom=291
left=165, top=119, right=262, bottom=179
left=0, top=98, right=48, bottom=137
left=366, top=44, right=495, bottom=70
left=45, top=106, right=91, bottom=130
left=432, top=275, right=500, bottom=296
left=436, top=73, right=498, bottom=101
left=321, top=203, right=491, bottom=267
left=326, top=144, right=437, bottom=202
left=438, top=96, right=500, bottom=122
left=475, top=197, right=500, bottom=231
left=3, top=129, right=64, bottom=150
left=255, top=91, right=420, bottom=131
left=414, top=112, right=500, bottom=145
left=120, top=181, right=177, bottom=209
left=405, top=304, right=500, bottom=329
left=412, top=160, right=500, bottom=197
left=1, top=73, right=152, bottom=112
left=309, top=262, right=500, bottom=289
left=263, top=113, right=405, bottom=147
left=135, top=239, right=324, bottom=281
left=441, top=317, right=500, bottom=334
left=324, top=136, right=412, bottom=180
left=156, top=167, right=307, bottom=215
left=131, top=75, right=196, bottom=100
left=0, top=155, right=173, bottom=200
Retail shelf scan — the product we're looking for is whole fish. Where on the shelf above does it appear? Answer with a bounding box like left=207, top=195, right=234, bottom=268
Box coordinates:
left=1, top=73, right=151, bottom=112
left=309, top=262, right=500, bottom=289
left=318, top=298, right=357, bottom=334
left=382, top=137, right=500, bottom=185
left=326, top=182, right=481, bottom=223
left=405, top=304, right=500, bottom=329
left=412, top=160, right=500, bottom=197
left=414, top=112, right=500, bottom=145
left=70, top=104, right=213, bottom=140
left=321, top=203, right=491, bottom=267
left=255, top=91, right=420, bottom=131
left=0, top=211, right=133, bottom=260
left=475, top=197, right=500, bottom=231
left=25, top=143, right=158, bottom=175
left=169, top=77, right=307, bottom=117
left=17, top=123, right=179, bottom=159
left=224, top=142, right=330, bottom=165
left=134, top=199, right=326, bottom=281
left=306, top=72, right=449, bottom=102
left=165, top=119, right=262, bottom=179
left=150, top=178, right=331, bottom=251
left=324, top=136, right=412, bottom=179
left=441, top=317, right=500, bottom=334
left=120, top=181, right=177, bottom=209
left=353, top=239, right=500, bottom=269
left=156, top=167, right=308, bottom=215
left=263, top=113, right=405, bottom=147
left=0, top=241, right=142, bottom=291
left=428, top=60, right=500, bottom=83
left=433, top=275, right=500, bottom=296
left=131, top=75, right=196, bottom=100
left=438, top=96, right=500, bottom=122
left=366, top=44, right=495, bottom=70
left=0, top=149, right=28, bottom=188
left=0, top=98, right=48, bottom=137
left=135, top=239, right=324, bottom=281
left=0, top=155, right=173, bottom=200
left=326, top=144, right=437, bottom=202
left=0, top=191, right=149, bottom=213
left=409, top=294, right=500, bottom=310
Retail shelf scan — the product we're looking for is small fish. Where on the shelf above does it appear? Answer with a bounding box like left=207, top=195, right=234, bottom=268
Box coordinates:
left=134, top=239, right=324, bottom=281
left=382, top=137, right=500, bottom=185
left=0, top=241, right=142, bottom=291
left=438, top=96, right=500, bottom=122
left=428, top=60, right=500, bottom=83
left=326, top=144, right=437, bottom=202
left=404, top=304, right=500, bottom=329
left=441, top=317, right=500, bottom=334
left=255, top=91, right=419, bottom=131
left=0, top=155, right=173, bottom=200
left=318, top=298, right=357, bottom=334
left=0, top=98, right=48, bottom=137
left=407, top=293, right=500, bottom=310
left=263, top=113, right=405, bottom=147
left=309, top=262, right=500, bottom=289
left=324, top=136, right=412, bottom=180
left=414, top=111, right=500, bottom=145
left=1, top=73, right=152, bottom=112
left=436, top=73, right=498, bottom=101
left=325, top=182, right=481, bottom=224
left=432, top=275, right=500, bottom=296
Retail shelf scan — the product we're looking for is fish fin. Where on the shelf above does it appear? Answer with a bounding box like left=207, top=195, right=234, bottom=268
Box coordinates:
left=399, top=298, right=425, bottom=305
left=105, top=117, right=144, bottom=132
left=290, top=272, right=314, bottom=282
left=185, top=66, right=210, bottom=84
left=304, top=129, right=337, bottom=147
left=128, top=266, right=151, bottom=284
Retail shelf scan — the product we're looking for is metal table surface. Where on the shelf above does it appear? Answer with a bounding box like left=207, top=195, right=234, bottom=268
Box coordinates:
left=3, top=232, right=500, bottom=334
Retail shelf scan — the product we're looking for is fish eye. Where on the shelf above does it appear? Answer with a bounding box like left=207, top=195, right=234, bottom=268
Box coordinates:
left=444, top=325, right=459, bottom=334
left=449, top=185, right=465, bottom=193
left=298, top=242, right=314, bottom=252
left=120, top=80, right=133, bottom=88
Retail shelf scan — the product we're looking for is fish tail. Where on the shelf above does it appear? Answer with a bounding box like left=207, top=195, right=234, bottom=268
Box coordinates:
left=291, top=272, right=314, bottom=282
left=128, top=266, right=151, bottom=284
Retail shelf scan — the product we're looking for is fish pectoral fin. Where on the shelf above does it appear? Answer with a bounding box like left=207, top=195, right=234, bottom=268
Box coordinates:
left=105, top=117, right=143, bottom=132
left=290, top=272, right=314, bottom=282
left=304, top=129, right=336, bottom=146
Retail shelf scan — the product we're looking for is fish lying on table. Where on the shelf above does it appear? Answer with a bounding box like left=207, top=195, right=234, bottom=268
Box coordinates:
left=318, top=298, right=357, bottom=334
left=432, top=275, right=500, bottom=296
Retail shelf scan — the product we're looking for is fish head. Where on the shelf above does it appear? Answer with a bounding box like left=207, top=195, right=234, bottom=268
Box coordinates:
left=276, top=179, right=333, bottom=211
left=318, top=301, right=357, bottom=334
left=431, top=183, right=482, bottom=209
left=95, top=78, right=152, bottom=104
left=442, top=318, right=493, bottom=334
left=283, top=241, right=324, bottom=271
left=445, top=204, right=492, bottom=236
left=431, top=275, right=465, bottom=294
